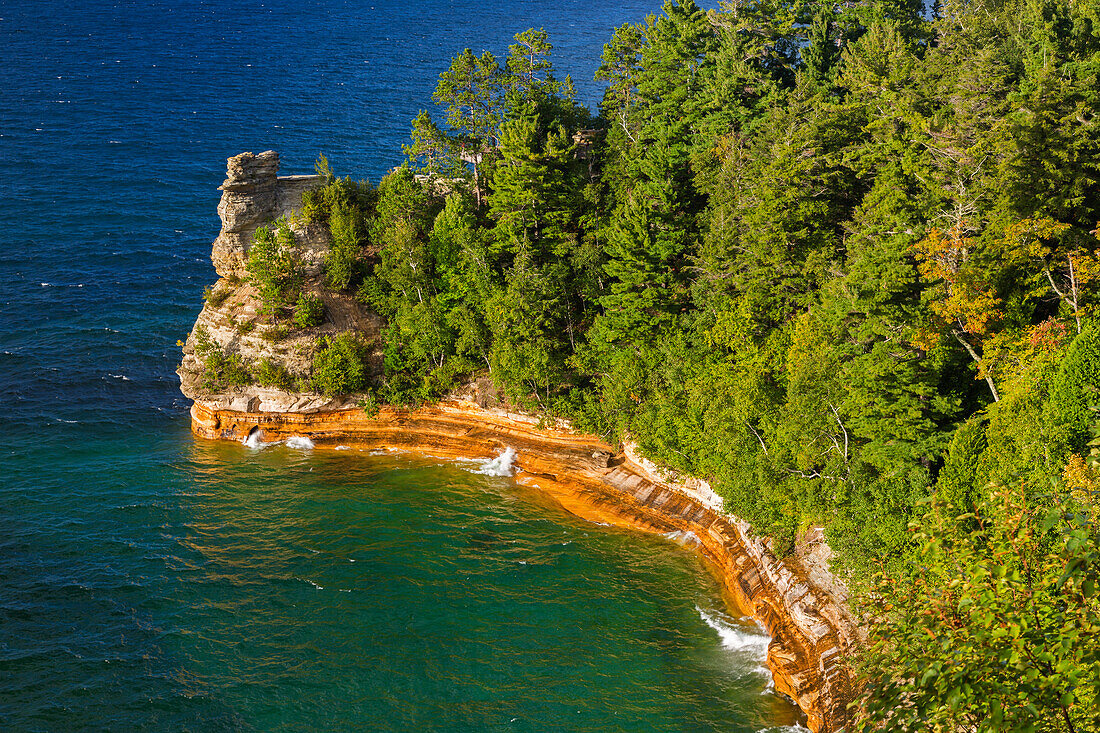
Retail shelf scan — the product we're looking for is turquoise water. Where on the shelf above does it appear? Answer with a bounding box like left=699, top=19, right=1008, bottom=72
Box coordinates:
left=2, top=0, right=803, bottom=729
left=4, top=426, right=803, bottom=730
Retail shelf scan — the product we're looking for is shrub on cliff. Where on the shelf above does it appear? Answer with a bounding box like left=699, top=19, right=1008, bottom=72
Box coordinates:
left=311, top=332, right=369, bottom=397
left=193, top=325, right=252, bottom=391
left=301, top=156, right=376, bottom=225
left=256, top=358, right=294, bottom=391
left=294, top=292, right=324, bottom=328
left=247, top=219, right=302, bottom=318
left=202, top=283, right=230, bottom=308
left=324, top=202, right=366, bottom=290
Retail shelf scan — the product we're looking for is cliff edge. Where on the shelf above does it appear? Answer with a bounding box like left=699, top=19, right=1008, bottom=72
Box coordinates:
left=177, top=151, right=383, bottom=414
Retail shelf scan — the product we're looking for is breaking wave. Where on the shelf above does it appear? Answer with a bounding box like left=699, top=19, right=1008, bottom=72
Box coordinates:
left=285, top=436, right=315, bottom=450
left=242, top=430, right=269, bottom=449
left=696, top=605, right=770, bottom=657
left=474, top=447, right=517, bottom=477
left=664, top=529, right=700, bottom=547
left=241, top=430, right=315, bottom=450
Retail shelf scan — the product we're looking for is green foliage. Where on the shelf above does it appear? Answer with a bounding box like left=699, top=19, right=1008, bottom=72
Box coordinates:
left=938, top=417, right=990, bottom=511
left=262, top=324, right=291, bottom=343
left=404, top=110, right=464, bottom=180
left=1048, top=326, right=1100, bottom=451
left=192, top=325, right=252, bottom=391
left=857, top=484, right=1100, bottom=732
left=298, top=158, right=376, bottom=292
left=344, top=8, right=1100, bottom=721
left=300, top=159, right=375, bottom=226
left=433, top=47, right=504, bottom=145
left=202, top=283, right=230, bottom=308
left=314, top=152, right=335, bottom=184
left=256, top=358, right=294, bottom=391
left=311, top=332, right=370, bottom=397
left=246, top=220, right=302, bottom=318
left=357, top=392, right=381, bottom=417
left=293, top=292, right=324, bottom=328
left=325, top=203, right=366, bottom=290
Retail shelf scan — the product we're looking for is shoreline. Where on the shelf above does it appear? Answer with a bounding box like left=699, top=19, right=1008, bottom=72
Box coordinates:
left=190, top=399, right=857, bottom=732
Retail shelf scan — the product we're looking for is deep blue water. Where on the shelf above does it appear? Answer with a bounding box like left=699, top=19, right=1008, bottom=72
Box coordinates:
left=1, top=1, right=804, bottom=730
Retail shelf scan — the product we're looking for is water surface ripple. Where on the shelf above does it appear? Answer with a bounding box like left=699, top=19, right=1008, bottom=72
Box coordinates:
left=1, top=1, right=803, bottom=729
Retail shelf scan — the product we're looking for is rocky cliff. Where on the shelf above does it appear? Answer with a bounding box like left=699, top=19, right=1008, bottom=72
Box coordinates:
left=189, top=397, right=858, bottom=732
left=180, top=153, right=860, bottom=733
left=177, top=151, right=383, bottom=413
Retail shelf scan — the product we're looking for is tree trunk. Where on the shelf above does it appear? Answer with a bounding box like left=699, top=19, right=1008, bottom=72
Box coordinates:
left=953, top=330, right=999, bottom=402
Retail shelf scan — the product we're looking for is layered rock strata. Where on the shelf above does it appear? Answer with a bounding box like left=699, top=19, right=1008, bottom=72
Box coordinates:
left=189, top=398, right=857, bottom=732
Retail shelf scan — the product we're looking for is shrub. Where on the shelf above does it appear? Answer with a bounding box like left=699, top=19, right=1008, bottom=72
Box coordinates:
left=357, top=392, right=381, bottom=417
left=300, top=156, right=376, bottom=225
left=193, top=325, right=252, bottom=391
left=936, top=417, right=989, bottom=511
left=262, top=324, right=292, bottom=343
left=247, top=220, right=302, bottom=318
left=294, top=292, right=324, bottom=328
left=203, top=284, right=230, bottom=308
left=256, top=358, right=294, bottom=391
left=312, top=332, right=369, bottom=397
left=1047, top=326, right=1100, bottom=451
left=325, top=203, right=365, bottom=290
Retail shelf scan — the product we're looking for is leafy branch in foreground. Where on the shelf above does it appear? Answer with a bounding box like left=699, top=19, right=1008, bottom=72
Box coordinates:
left=855, top=479, right=1100, bottom=732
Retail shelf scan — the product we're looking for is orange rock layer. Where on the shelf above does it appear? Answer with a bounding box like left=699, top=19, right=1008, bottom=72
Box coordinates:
left=191, top=399, right=856, bottom=732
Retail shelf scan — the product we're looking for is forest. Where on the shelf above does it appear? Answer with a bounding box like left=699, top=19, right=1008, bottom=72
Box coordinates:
left=283, top=1, right=1100, bottom=728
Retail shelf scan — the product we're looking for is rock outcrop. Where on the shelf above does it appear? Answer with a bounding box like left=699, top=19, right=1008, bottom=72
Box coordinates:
left=178, top=152, right=383, bottom=412
left=210, top=150, right=330, bottom=279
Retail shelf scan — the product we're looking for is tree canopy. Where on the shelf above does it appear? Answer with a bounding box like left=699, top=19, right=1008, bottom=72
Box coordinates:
left=303, top=4, right=1100, bottom=725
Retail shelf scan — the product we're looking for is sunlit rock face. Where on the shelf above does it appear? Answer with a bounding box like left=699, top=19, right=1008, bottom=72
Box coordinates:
left=177, top=152, right=383, bottom=412
left=212, top=151, right=326, bottom=277
left=187, top=398, right=858, bottom=733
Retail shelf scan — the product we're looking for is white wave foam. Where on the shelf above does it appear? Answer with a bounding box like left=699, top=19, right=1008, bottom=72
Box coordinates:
left=108, top=373, right=130, bottom=381
left=664, top=530, right=700, bottom=547
left=242, top=430, right=270, bottom=449
left=335, top=445, right=350, bottom=451
left=697, top=606, right=770, bottom=656
left=475, top=447, right=517, bottom=477
left=285, top=436, right=314, bottom=450
left=757, top=726, right=811, bottom=733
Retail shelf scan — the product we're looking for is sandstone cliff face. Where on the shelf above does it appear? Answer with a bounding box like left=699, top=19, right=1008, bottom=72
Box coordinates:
left=187, top=398, right=859, bottom=733
left=177, top=151, right=383, bottom=413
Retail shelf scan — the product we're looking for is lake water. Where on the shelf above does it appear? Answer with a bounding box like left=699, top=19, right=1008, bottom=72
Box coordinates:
left=1, top=0, right=804, bottom=729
